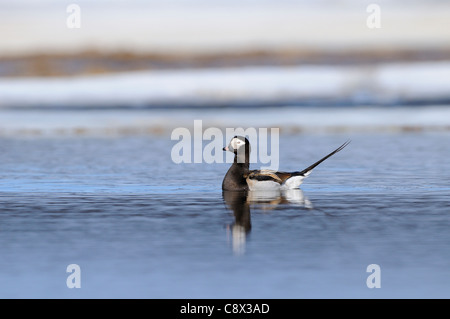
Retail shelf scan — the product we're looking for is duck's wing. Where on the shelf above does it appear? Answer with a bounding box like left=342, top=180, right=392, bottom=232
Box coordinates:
left=247, top=169, right=305, bottom=184
left=246, top=170, right=284, bottom=184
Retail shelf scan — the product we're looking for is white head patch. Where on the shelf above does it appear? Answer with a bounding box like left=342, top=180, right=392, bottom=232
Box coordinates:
left=231, top=137, right=246, bottom=150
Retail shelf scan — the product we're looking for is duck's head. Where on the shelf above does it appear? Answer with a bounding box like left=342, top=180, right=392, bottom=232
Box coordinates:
left=223, top=136, right=251, bottom=159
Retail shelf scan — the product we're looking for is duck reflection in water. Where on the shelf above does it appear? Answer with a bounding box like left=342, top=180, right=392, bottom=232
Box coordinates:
left=223, top=190, right=250, bottom=255
left=223, top=189, right=312, bottom=255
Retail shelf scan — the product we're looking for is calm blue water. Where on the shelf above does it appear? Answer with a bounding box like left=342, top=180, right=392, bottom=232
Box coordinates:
left=0, top=132, right=449, bottom=298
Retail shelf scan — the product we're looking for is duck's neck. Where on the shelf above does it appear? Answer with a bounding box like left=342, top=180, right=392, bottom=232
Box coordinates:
left=222, top=153, right=250, bottom=191
left=234, top=153, right=250, bottom=170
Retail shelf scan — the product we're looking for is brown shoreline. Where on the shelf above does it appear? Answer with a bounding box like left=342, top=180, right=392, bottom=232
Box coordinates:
left=1, top=48, right=450, bottom=78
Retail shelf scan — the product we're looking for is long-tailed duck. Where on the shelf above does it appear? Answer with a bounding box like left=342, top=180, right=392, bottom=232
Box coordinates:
left=222, top=136, right=350, bottom=191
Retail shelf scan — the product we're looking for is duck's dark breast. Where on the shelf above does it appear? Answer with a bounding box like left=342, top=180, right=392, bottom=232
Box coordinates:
left=222, top=164, right=248, bottom=191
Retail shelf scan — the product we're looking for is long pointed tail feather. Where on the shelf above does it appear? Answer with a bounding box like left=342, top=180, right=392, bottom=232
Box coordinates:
left=294, top=140, right=351, bottom=177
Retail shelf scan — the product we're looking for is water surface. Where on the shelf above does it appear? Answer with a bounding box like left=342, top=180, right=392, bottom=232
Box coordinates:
left=0, top=133, right=449, bottom=298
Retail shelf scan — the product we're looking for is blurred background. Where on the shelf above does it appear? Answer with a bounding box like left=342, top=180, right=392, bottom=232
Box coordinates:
left=1, top=0, right=450, bottom=135
left=1, top=0, right=450, bottom=299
